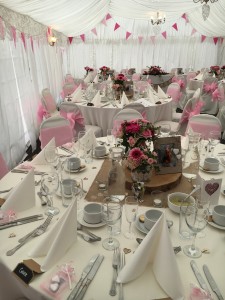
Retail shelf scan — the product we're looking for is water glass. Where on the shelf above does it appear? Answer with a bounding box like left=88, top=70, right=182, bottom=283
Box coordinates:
left=107, top=129, right=115, bottom=146
left=124, top=195, right=138, bottom=239
left=208, top=130, right=221, bottom=157
left=61, top=179, right=75, bottom=208
left=160, top=123, right=171, bottom=137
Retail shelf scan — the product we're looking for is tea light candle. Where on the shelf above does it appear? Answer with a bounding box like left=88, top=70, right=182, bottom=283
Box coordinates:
left=153, top=199, right=162, bottom=207
left=98, top=183, right=106, bottom=191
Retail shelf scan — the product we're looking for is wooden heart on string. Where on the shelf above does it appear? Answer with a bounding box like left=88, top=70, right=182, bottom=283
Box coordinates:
left=205, top=183, right=219, bottom=196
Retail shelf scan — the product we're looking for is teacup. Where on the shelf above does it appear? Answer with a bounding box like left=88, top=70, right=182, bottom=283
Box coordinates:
left=67, top=157, right=81, bottom=170
left=144, top=209, right=162, bottom=230
left=212, top=205, right=225, bottom=227
left=203, top=157, right=219, bottom=171
left=94, top=146, right=106, bottom=157
left=83, top=203, right=102, bottom=224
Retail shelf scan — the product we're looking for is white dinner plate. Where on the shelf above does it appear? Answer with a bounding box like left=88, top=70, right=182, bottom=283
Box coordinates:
left=92, top=152, right=109, bottom=159
left=64, top=164, right=86, bottom=173
left=78, top=210, right=106, bottom=228
left=199, top=163, right=224, bottom=174
left=208, top=220, right=225, bottom=230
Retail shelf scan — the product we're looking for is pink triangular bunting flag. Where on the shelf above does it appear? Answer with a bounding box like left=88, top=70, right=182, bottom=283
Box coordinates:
left=138, top=36, right=143, bottom=44
left=68, top=37, right=73, bottom=44
left=106, top=13, right=112, bottom=20
left=11, top=26, right=16, bottom=47
left=172, top=23, right=178, bottom=31
left=80, top=34, right=85, bottom=43
left=213, top=37, right=218, bottom=45
left=21, top=32, right=26, bottom=50
left=91, top=28, right=97, bottom=36
left=162, top=31, right=167, bottom=39
left=114, top=23, right=120, bottom=31
left=101, top=18, right=107, bottom=26
left=30, top=36, right=34, bottom=52
left=191, top=28, right=197, bottom=36
left=221, top=37, right=224, bottom=44
left=150, top=36, right=156, bottom=44
left=181, top=13, right=189, bottom=23
left=0, top=17, right=5, bottom=40
left=201, top=35, right=206, bottom=43
left=126, top=31, right=131, bottom=40
left=47, top=27, right=52, bottom=36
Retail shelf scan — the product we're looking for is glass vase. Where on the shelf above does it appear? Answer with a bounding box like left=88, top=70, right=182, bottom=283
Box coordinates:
left=131, top=169, right=152, bottom=182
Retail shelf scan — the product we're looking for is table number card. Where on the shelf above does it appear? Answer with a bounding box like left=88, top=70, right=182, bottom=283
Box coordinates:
left=198, top=176, right=222, bottom=206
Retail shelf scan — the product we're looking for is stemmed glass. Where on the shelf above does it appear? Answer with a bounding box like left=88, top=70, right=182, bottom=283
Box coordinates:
left=77, top=131, right=87, bottom=159
left=106, top=129, right=115, bottom=147
left=208, top=130, right=221, bottom=157
left=183, top=200, right=209, bottom=258
left=160, top=123, right=171, bottom=137
left=101, top=197, right=122, bottom=250
left=124, top=196, right=138, bottom=239
left=41, top=172, right=60, bottom=216
left=44, top=146, right=59, bottom=170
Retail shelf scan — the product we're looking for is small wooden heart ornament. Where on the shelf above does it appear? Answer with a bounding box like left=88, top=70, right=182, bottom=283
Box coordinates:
left=123, top=248, right=131, bottom=254
left=205, top=183, right=219, bottom=196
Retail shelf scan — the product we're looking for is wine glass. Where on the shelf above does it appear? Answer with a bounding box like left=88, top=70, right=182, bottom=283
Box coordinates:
left=77, top=130, right=87, bottom=159
left=160, top=123, right=171, bottom=137
left=101, top=197, right=122, bottom=250
left=106, top=129, right=114, bottom=147
left=44, top=146, right=59, bottom=170
left=41, top=172, right=60, bottom=216
left=124, top=195, right=138, bottom=239
left=208, top=130, right=221, bottom=157
left=183, top=200, right=209, bottom=258
left=132, top=182, right=145, bottom=203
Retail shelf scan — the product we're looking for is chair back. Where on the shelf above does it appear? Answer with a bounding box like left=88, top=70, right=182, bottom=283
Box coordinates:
left=41, top=88, right=57, bottom=113
left=65, top=74, right=75, bottom=83
left=63, top=83, right=77, bottom=98
left=123, top=103, right=147, bottom=119
left=172, top=75, right=186, bottom=90
left=166, top=83, right=181, bottom=103
left=113, top=108, right=143, bottom=122
left=39, top=116, right=73, bottom=148
left=134, top=81, right=149, bottom=93
left=186, top=72, right=197, bottom=84
left=132, top=73, right=141, bottom=81
left=186, top=114, right=222, bottom=138
left=59, top=102, right=85, bottom=139
left=0, top=153, right=9, bottom=179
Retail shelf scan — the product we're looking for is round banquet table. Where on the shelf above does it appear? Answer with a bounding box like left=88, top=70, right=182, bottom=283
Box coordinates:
left=77, top=98, right=173, bottom=136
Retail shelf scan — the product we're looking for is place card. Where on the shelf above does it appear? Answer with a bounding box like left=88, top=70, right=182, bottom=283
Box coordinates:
left=13, top=259, right=42, bottom=285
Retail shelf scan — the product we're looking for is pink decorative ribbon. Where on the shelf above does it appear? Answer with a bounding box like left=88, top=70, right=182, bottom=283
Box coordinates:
left=37, top=103, right=50, bottom=125
left=212, top=88, right=223, bottom=102
left=172, top=77, right=185, bottom=89
left=203, top=82, right=218, bottom=94
left=60, top=110, right=84, bottom=130
left=180, top=100, right=204, bottom=124
left=167, top=87, right=181, bottom=103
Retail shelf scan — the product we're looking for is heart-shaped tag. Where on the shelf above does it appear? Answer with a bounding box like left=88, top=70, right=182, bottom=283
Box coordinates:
left=176, top=154, right=181, bottom=160
left=173, top=148, right=179, bottom=155
left=123, top=248, right=131, bottom=254
left=205, top=183, right=219, bottom=196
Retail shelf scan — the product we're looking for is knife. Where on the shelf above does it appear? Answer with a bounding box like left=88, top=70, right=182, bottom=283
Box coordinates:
left=190, top=260, right=211, bottom=294
left=203, top=265, right=224, bottom=300
left=59, top=146, right=74, bottom=155
left=67, top=254, right=99, bottom=300
left=0, top=215, right=44, bottom=229
left=11, top=169, right=45, bottom=175
left=75, top=255, right=104, bottom=300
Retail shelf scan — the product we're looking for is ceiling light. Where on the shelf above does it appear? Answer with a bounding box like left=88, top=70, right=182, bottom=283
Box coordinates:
left=193, top=0, right=218, bottom=21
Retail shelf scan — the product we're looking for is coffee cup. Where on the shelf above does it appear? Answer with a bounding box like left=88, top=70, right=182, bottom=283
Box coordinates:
left=83, top=203, right=102, bottom=224
left=67, top=157, right=81, bottom=170
left=94, top=146, right=106, bottom=157
left=144, top=209, right=162, bottom=230
left=203, top=157, right=219, bottom=171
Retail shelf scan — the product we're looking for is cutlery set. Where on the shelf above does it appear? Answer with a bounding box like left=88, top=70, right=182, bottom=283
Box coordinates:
left=11, top=169, right=45, bottom=175
left=77, top=222, right=101, bottom=243
left=0, top=214, right=44, bottom=230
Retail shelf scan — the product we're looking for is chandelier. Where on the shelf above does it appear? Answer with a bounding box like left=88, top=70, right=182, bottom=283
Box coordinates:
left=193, top=0, right=218, bottom=21
left=150, top=11, right=166, bottom=35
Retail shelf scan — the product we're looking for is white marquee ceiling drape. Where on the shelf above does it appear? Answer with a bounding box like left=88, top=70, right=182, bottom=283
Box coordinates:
left=0, top=0, right=224, bottom=38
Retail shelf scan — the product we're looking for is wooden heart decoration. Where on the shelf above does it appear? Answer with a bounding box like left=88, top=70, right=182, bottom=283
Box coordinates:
left=205, top=183, right=219, bottom=196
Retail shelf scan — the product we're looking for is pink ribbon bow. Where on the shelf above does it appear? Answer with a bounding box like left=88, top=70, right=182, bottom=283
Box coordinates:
left=172, top=77, right=185, bottom=89
left=37, top=103, right=50, bottom=125
left=60, top=110, right=84, bottom=130
left=203, top=82, right=218, bottom=94
left=180, top=100, right=204, bottom=124
left=212, top=88, right=222, bottom=102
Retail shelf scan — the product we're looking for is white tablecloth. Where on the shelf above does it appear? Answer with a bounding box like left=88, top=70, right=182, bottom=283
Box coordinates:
left=188, top=79, right=204, bottom=92
left=0, top=142, right=225, bottom=300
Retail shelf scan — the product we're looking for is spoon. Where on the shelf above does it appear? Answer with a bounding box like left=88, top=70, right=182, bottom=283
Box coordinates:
left=182, top=185, right=201, bottom=203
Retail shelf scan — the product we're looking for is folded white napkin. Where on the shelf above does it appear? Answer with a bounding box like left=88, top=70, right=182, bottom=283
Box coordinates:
left=107, top=75, right=112, bottom=81
left=84, top=73, right=91, bottom=83
left=157, top=86, right=167, bottom=99
left=181, top=135, right=189, bottom=151
left=78, top=129, right=97, bottom=150
left=72, top=85, right=83, bottom=102
left=194, top=74, right=203, bottom=80
left=147, top=87, right=158, bottom=103
left=32, top=138, right=55, bottom=165
left=93, top=75, right=99, bottom=83
left=92, top=90, right=102, bottom=107
left=117, top=213, right=184, bottom=299
left=28, top=199, right=77, bottom=271
left=1, top=170, right=35, bottom=212
left=121, top=91, right=129, bottom=107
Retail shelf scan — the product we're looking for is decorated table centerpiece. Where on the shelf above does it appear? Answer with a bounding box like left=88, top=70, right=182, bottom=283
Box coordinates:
left=84, top=66, right=94, bottom=75
left=209, top=65, right=220, bottom=76
left=114, top=118, right=159, bottom=181
left=99, top=65, right=110, bottom=80
left=143, top=66, right=168, bottom=76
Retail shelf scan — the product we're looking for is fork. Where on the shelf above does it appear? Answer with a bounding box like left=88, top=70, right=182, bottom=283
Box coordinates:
left=119, top=251, right=125, bottom=300
left=0, top=188, right=12, bottom=194
left=109, top=247, right=120, bottom=296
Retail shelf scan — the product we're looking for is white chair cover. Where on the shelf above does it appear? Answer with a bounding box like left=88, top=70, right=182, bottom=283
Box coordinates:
left=200, top=77, right=219, bottom=115
left=186, top=71, right=197, bottom=85
left=63, top=83, right=77, bottom=98
left=113, top=108, right=143, bottom=123
left=0, top=153, right=9, bottom=179
left=123, top=102, right=146, bottom=116
left=65, top=74, right=75, bottom=83
left=41, top=88, right=57, bottom=114
left=217, top=105, right=225, bottom=139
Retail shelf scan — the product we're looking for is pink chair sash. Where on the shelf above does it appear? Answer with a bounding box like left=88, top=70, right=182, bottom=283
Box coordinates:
left=167, top=86, right=181, bottom=103
left=212, top=88, right=223, bottom=102
left=0, top=153, right=9, bottom=179
left=40, top=125, right=73, bottom=149
left=43, top=94, right=57, bottom=113
left=60, top=110, right=85, bottom=131
left=172, top=77, right=185, bottom=89
left=203, top=82, right=218, bottom=94
left=37, top=103, right=50, bottom=125
left=180, top=101, right=205, bottom=124
left=141, top=111, right=147, bottom=119
left=186, top=121, right=221, bottom=139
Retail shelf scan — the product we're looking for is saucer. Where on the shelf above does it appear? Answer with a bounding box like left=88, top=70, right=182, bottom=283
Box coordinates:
left=135, top=214, right=149, bottom=234
left=64, top=164, right=86, bottom=173
left=208, top=220, right=225, bottom=230
left=78, top=210, right=106, bottom=228
left=92, top=152, right=109, bottom=159
left=199, top=163, right=224, bottom=174
left=221, top=185, right=225, bottom=196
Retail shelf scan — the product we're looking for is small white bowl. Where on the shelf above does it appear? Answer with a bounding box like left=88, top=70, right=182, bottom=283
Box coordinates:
left=212, top=205, right=225, bottom=227
left=168, top=192, right=195, bottom=214
left=83, top=203, right=102, bottom=224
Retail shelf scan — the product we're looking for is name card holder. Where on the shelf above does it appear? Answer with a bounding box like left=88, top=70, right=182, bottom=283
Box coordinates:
left=13, top=259, right=42, bottom=285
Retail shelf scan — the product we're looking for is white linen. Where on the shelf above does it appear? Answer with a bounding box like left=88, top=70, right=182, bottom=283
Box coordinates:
left=28, top=199, right=77, bottom=272
left=84, top=73, right=91, bottom=84
left=32, top=138, right=55, bottom=165
left=147, top=87, right=158, bottom=103
left=107, top=75, right=112, bottom=81
left=93, top=75, right=99, bottom=83
left=121, top=91, right=129, bottom=107
left=92, top=90, right=102, bottom=107
left=79, top=129, right=98, bottom=149
left=1, top=170, right=35, bottom=212
left=157, top=86, right=167, bottom=99
left=72, top=85, right=83, bottom=102
left=117, top=213, right=184, bottom=300
left=71, top=84, right=81, bottom=97
left=194, top=74, right=203, bottom=80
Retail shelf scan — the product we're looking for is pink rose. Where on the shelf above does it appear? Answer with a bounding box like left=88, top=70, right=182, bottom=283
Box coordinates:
left=142, top=129, right=153, bottom=138
left=128, top=136, right=136, bottom=147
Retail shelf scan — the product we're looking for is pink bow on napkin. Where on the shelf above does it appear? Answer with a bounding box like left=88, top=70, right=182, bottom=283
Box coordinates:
left=180, top=100, right=204, bottom=124
left=189, top=283, right=213, bottom=300
left=60, top=110, right=84, bottom=132
left=203, top=82, right=218, bottom=94
left=37, top=103, right=50, bottom=125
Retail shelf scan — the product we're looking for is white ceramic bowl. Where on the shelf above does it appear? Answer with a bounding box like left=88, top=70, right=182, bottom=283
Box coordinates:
left=168, top=192, right=195, bottom=214
left=212, top=205, right=225, bottom=227
left=144, top=209, right=162, bottom=230
left=83, top=203, right=102, bottom=224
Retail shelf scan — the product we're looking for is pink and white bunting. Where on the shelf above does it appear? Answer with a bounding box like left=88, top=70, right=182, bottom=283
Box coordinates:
left=68, top=37, right=73, bottom=44
left=138, top=36, right=143, bottom=44
left=181, top=13, right=189, bottom=24
left=21, top=32, right=26, bottom=50
left=114, top=23, right=120, bottom=31
left=201, top=35, right=206, bottom=43
left=91, top=28, right=97, bottom=36
left=162, top=31, right=167, bottom=39
left=172, top=23, right=178, bottom=31
left=150, top=36, right=156, bottom=44
left=126, top=31, right=131, bottom=40
left=105, top=13, right=112, bottom=20
left=191, top=28, right=197, bottom=36
left=80, top=34, right=85, bottom=43
left=11, top=26, right=17, bottom=47
left=213, top=37, right=218, bottom=45
left=101, top=18, right=107, bottom=26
